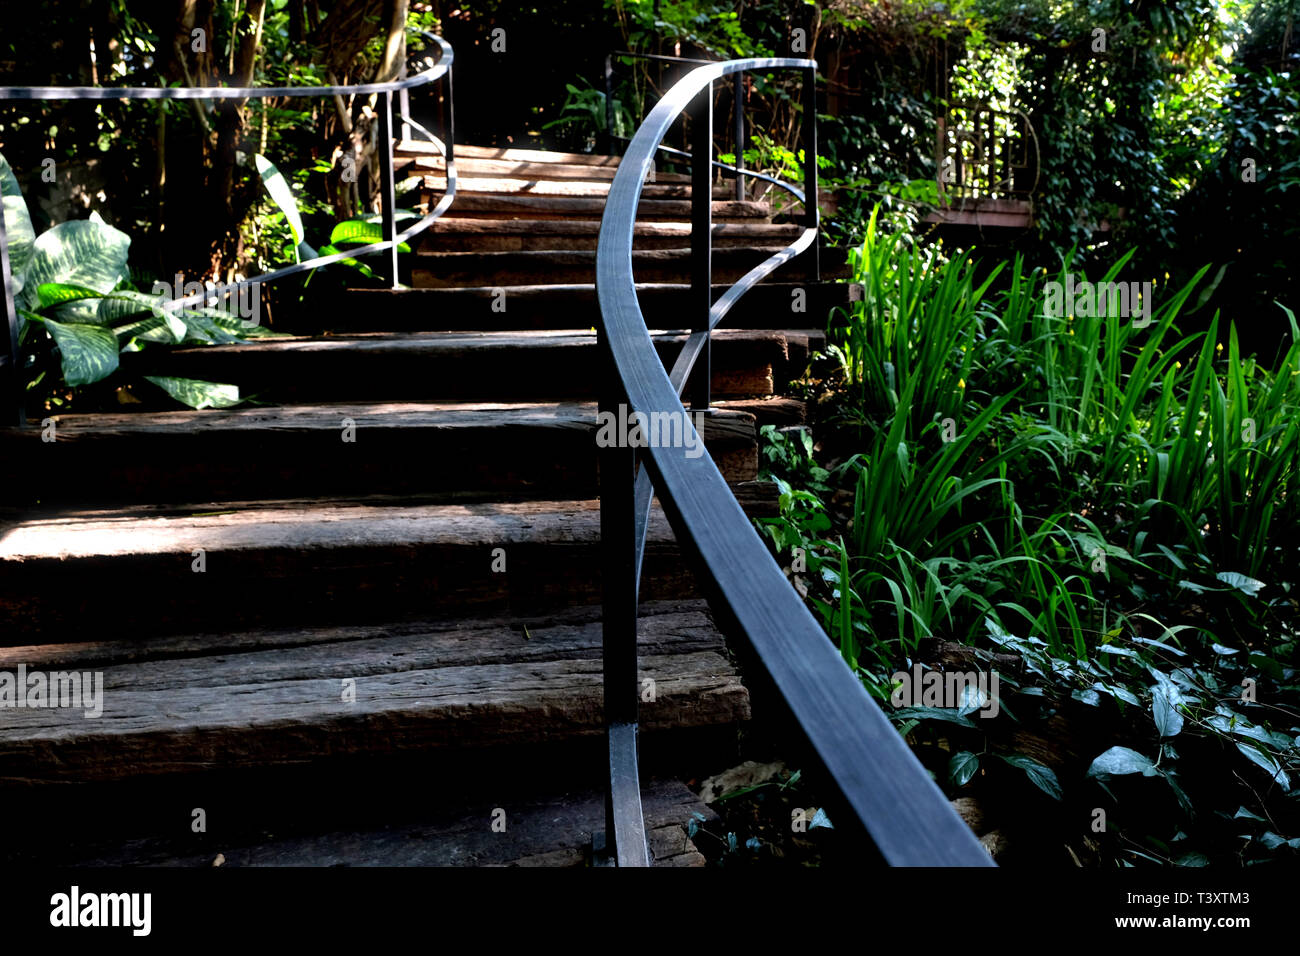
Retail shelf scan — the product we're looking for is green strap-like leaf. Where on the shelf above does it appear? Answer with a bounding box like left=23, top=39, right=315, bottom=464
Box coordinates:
left=328, top=219, right=412, bottom=251
left=43, top=318, right=119, bottom=386
left=36, top=282, right=106, bottom=310
left=254, top=153, right=305, bottom=249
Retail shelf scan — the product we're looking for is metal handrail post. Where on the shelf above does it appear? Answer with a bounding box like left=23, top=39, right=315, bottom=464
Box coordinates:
left=801, top=66, right=820, bottom=283
left=597, top=370, right=650, bottom=867
left=376, top=90, right=399, bottom=288
left=688, top=83, right=712, bottom=413
left=733, top=73, right=745, bottom=202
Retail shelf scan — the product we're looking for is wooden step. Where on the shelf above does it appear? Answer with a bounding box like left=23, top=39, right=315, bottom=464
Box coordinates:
left=25, top=779, right=717, bottom=867
left=397, top=140, right=625, bottom=167
left=416, top=218, right=804, bottom=252
left=433, top=194, right=771, bottom=222
left=400, top=153, right=691, bottom=183
left=410, top=246, right=828, bottom=288
left=0, top=599, right=748, bottom=783
left=418, top=175, right=732, bottom=200
left=293, top=282, right=857, bottom=334
left=0, top=401, right=758, bottom=507
left=0, top=498, right=709, bottom=640
left=117, top=329, right=789, bottom=402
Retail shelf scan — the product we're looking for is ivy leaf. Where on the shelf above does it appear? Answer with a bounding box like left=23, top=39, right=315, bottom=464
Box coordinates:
left=1087, top=746, right=1160, bottom=778
left=1236, top=741, right=1291, bottom=791
left=1216, top=571, right=1265, bottom=598
left=947, top=751, right=980, bottom=787
left=998, top=753, right=1062, bottom=800
left=890, top=706, right=977, bottom=728
left=1259, top=832, right=1300, bottom=850
left=1152, top=684, right=1185, bottom=738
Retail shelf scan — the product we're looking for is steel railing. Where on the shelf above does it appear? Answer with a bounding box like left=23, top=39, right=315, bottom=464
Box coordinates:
left=0, top=30, right=456, bottom=427
left=593, top=55, right=995, bottom=866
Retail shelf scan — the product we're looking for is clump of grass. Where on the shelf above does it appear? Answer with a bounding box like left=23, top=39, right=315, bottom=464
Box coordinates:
left=757, top=210, right=1300, bottom=866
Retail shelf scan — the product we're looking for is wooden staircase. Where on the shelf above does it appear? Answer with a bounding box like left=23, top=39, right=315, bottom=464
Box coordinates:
left=0, top=141, right=852, bottom=866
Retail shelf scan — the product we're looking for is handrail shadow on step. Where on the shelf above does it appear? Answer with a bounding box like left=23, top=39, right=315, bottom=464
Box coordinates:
left=594, top=56, right=995, bottom=867
left=0, top=30, right=456, bottom=427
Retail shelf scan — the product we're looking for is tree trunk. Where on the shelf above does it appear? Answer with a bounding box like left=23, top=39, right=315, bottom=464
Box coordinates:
left=208, top=0, right=266, bottom=277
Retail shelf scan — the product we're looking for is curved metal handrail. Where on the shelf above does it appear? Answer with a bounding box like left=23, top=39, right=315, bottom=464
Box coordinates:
left=595, top=57, right=994, bottom=866
left=0, top=31, right=455, bottom=317
left=0, top=33, right=453, bottom=100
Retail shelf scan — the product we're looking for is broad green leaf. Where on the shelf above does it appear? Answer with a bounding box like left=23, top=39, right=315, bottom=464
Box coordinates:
left=43, top=318, right=119, bottom=385
left=890, top=706, right=977, bottom=728
left=1152, top=684, right=1184, bottom=738
left=254, top=154, right=305, bottom=248
left=1093, top=681, right=1141, bottom=706
left=1215, top=571, right=1265, bottom=598
left=0, top=151, right=35, bottom=296
left=1098, top=645, right=1141, bottom=659
left=0, top=153, right=34, bottom=299
left=998, top=753, right=1062, bottom=800
left=22, top=219, right=131, bottom=323
left=97, top=289, right=185, bottom=342
left=947, top=751, right=980, bottom=787
left=1235, top=741, right=1290, bottom=791
left=1258, top=832, right=1300, bottom=850
left=144, top=376, right=241, bottom=410
left=1087, top=746, right=1159, bottom=778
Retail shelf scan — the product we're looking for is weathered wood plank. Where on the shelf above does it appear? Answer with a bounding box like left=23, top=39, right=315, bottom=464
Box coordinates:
left=0, top=646, right=746, bottom=782
left=418, top=174, right=730, bottom=200
left=396, top=140, right=625, bottom=167
left=400, top=154, right=691, bottom=183
left=45, top=780, right=716, bottom=867
left=0, top=498, right=704, bottom=640
left=115, top=329, right=787, bottom=402
left=408, top=246, right=825, bottom=288
left=433, top=194, right=771, bottom=221
left=713, top=396, right=808, bottom=426
left=415, top=218, right=803, bottom=252
left=0, top=598, right=712, bottom=670
left=0, top=401, right=758, bottom=505
left=291, top=282, right=856, bottom=335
